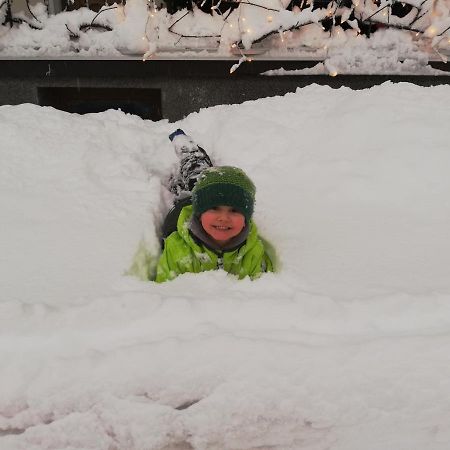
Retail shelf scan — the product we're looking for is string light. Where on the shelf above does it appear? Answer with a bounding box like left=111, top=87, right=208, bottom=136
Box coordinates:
left=142, top=51, right=154, bottom=62
left=230, top=55, right=248, bottom=74
left=267, top=16, right=273, bottom=22
left=425, top=26, right=438, bottom=37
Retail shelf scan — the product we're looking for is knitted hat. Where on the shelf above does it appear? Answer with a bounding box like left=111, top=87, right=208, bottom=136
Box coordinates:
left=192, top=166, right=256, bottom=222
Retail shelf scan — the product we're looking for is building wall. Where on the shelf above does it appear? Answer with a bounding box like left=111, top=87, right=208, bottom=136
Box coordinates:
left=1, top=59, right=450, bottom=121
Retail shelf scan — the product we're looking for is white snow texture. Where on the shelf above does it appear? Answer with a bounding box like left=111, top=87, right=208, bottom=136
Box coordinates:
left=1, top=83, right=450, bottom=449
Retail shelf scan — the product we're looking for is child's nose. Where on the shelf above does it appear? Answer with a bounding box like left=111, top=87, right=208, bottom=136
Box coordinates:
left=217, top=211, right=230, bottom=221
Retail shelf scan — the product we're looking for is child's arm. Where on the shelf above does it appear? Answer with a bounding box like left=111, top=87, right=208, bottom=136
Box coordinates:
left=155, top=243, right=177, bottom=283
left=260, top=236, right=276, bottom=274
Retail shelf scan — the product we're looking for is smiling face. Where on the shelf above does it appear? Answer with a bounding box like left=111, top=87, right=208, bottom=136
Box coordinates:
left=200, top=205, right=246, bottom=246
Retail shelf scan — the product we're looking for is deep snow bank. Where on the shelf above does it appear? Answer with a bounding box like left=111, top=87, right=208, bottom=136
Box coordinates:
left=1, top=83, right=450, bottom=449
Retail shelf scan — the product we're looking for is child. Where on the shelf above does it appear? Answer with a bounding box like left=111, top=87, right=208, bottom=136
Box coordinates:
left=155, top=130, right=273, bottom=282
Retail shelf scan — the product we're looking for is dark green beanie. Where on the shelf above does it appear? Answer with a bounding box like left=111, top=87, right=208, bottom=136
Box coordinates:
left=192, top=166, right=256, bottom=222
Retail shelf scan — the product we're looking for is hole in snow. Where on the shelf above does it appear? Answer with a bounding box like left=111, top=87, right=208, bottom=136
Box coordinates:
left=174, top=399, right=202, bottom=410
left=0, top=428, right=26, bottom=436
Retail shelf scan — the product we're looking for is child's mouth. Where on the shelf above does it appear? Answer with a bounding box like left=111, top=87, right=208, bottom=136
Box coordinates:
left=213, top=225, right=232, bottom=231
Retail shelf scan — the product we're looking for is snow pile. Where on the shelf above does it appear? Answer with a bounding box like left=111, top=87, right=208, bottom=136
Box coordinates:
left=264, top=28, right=447, bottom=74
left=1, top=0, right=450, bottom=73
left=2, top=83, right=450, bottom=449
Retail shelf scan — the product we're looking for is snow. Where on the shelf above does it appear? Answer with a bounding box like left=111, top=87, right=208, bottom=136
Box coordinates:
left=2, top=82, right=450, bottom=449
left=1, top=0, right=450, bottom=74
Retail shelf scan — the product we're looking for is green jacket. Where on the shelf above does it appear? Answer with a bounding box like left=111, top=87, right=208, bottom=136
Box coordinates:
left=155, top=205, right=273, bottom=282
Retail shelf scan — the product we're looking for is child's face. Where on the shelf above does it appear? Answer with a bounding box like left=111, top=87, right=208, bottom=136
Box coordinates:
left=200, top=206, right=246, bottom=246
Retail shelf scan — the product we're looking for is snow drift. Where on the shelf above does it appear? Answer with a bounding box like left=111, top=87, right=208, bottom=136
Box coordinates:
left=1, top=83, right=450, bottom=449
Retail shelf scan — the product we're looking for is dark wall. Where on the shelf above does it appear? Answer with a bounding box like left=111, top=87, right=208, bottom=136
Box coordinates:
left=1, top=59, right=449, bottom=121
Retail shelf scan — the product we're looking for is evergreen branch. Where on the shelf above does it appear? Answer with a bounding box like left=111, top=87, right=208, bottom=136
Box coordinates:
left=408, top=0, right=428, bottom=27
left=437, top=24, right=450, bottom=37
left=244, top=18, right=326, bottom=46
left=168, top=11, right=221, bottom=38
left=4, top=0, right=13, bottom=27
left=80, top=22, right=113, bottom=32
left=238, top=1, right=280, bottom=11
left=169, top=29, right=221, bottom=38
left=84, top=6, right=117, bottom=31
left=25, top=0, right=41, bottom=23
left=168, top=10, right=190, bottom=30
left=362, top=17, right=422, bottom=33
left=363, top=4, right=389, bottom=22
left=65, top=23, right=79, bottom=38
left=2, top=15, right=42, bottom=29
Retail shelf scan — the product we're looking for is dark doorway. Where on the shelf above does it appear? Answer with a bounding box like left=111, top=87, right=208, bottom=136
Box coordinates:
left=38, top=87, right=162, bottom=120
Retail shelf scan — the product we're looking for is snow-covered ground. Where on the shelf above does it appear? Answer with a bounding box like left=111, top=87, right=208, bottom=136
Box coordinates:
left=2, top=82, right=450, bottom=449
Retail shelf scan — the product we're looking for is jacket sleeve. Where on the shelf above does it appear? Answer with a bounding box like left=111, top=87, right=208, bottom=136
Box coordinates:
left=262, top=251, right=273, bottom=273
left=245, top=241, right=271, bottom=280
left=155, top=235, right=181, bottom=283
left=259, top=236, right=276, bottom=274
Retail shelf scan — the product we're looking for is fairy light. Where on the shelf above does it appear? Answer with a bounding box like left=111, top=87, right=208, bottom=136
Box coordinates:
left=425, top=26, right=438, bottom=37
left=211, top=0, right=222, bottom=10
left=325, top=59, right=338, bottom=77
left=267, top=15, right=273, bottom=22
left=142, top=51, right=154, bottom=62
left=230, top=55, right=248, bottom=74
